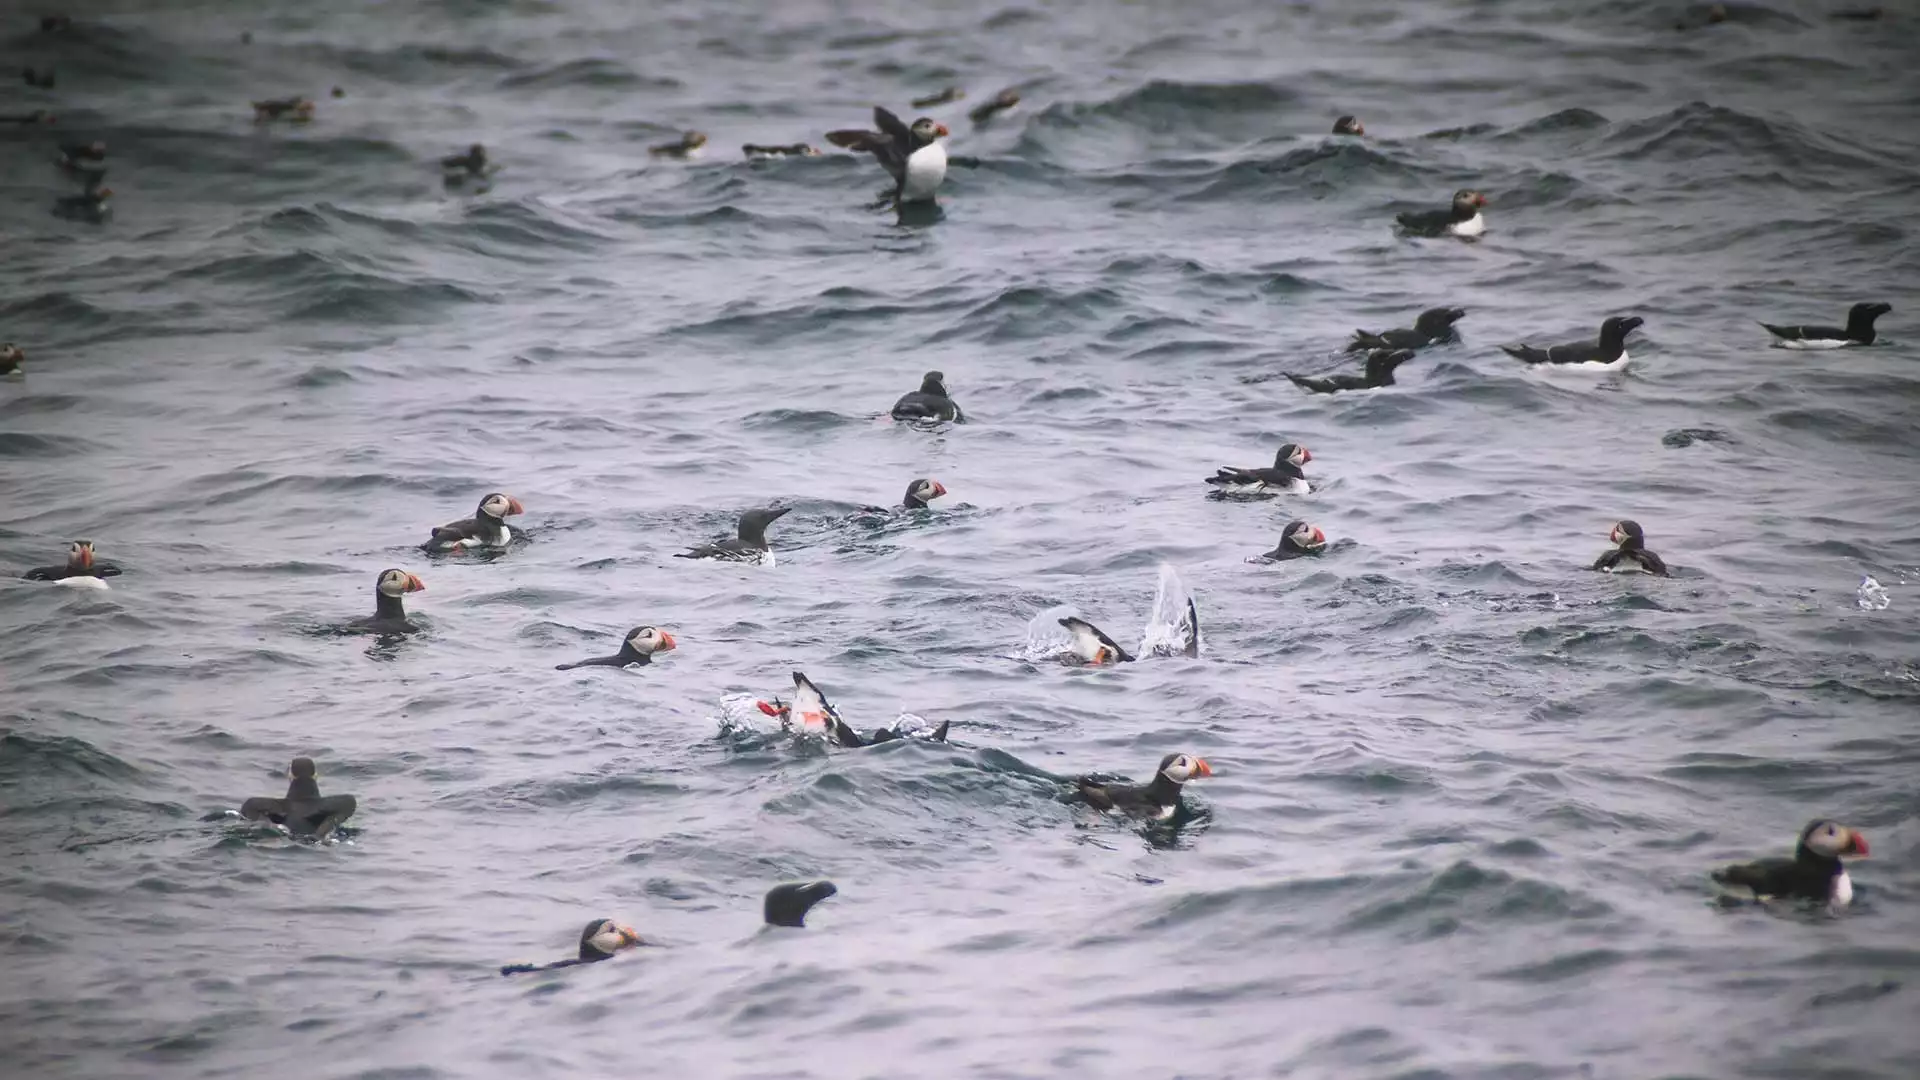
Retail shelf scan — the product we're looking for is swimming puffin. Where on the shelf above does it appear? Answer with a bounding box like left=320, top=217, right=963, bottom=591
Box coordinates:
left=968, top=88, right=1020, bottom=126
left=1261, top=520, right=1326, bottom=561
left=754, top=672, right=950, bottom=748
left=1205, top=442, right=1312, bottom=496
left=1332, top=115, right=1364, bottom=136
left=353, top=569, right=426, bottom=634
left=252, top=97, right=315, bottom=123
left=1502, top=316, right=1642, bottom=370
left=890, top=370, right=964, bottom=422
left=1058, top=616, right=1136, bottom=665
left=1396, top=189, right=1487, bottom=238
left=900, top=477, right=948, bottom=509
left=1, top=343, right=23, bottom=376
left=675, top=506, right=791, bottom=563
left=555, top=625, right=677, bottom=670
left=1346, top=306, right=1465, bottom=352
left=1287, top=349, right=1415, bottom=393
left=499, top=882, right=838, bottom=976
left=238, top=757, right=357, bottom=840
left=441, top=143, right=491, bottom=187
left=742, top=143, right=820, bottom=158
left=1076, top=752, right=1213, bottom=821
left=1589, top=519, right=1670, bottom=576
left=1759, top=302, right=1890, bottom=349
left=912, top=87, right=963, bottom=108
left=421, top=492, right=525, bottom=553
left=649, top=131, right=708, bottom=159
left=52, top=187, right=111, bottom=223
left=21, top=539, right=122, bottom=584
left=826, top=107, right=949, bottom=204
left=1712, top=819, right=1868, bottom=908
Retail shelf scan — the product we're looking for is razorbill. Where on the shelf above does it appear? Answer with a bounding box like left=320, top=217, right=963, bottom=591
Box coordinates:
left=1347, top=306, right=1466, bottom=352
left=675, top=507, right=791, bottom=564
left=1287, top=349, right=1416, bottom=393
left=1759, top=302, right=1890, bottom=348
left=1501, top=316, right=1642, bottom=370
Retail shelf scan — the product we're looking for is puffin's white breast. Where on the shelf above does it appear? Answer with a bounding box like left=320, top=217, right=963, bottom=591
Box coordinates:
left=900, top=142, right=947, bottom=203
left=1447, top=213, right=1486, bottom=237
left=55, top=576, right=111, bottom=590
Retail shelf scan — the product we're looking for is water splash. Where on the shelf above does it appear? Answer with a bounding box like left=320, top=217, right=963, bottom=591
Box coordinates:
left=1857, top=575, right=1890, bottom=611
left=1014, top=604, right=1080, bottom=662
left=1139, top=564, right=1200, bottom=658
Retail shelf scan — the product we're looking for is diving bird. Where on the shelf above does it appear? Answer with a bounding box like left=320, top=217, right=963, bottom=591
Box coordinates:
left=1332, top=115, right=1364, bottom=136
left=238, top=757, right=357, bottom=840
left=755, top=672, right=950, bottom=748
left=1287, top=349, right=1415, bottom=393
left=1759, top=302, right=1890, bottom=348
left=1204, top=442, right=1312, bottom=495
left=826, top=107, right=949, bottom=204
left=421, top=492, right=524, bottom=553
left=675, top=507, right=791, bottom=563
left=1395, top=189, right=1487, bottom=238
left=1501, top=316, right=1642, bottom=370
left=555, top=626, right=677, bottom=670
left=1076, top=752, right=1213, bottom=821
left=1712, top=819, right=1868, bottom=908
left=1346, top=306, right=1466, bottom=352
left=1589, top=519, right=1670, bottom=576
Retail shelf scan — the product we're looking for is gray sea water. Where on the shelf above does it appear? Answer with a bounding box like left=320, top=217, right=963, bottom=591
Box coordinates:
left=4, top=2, right=1919, bottom=1078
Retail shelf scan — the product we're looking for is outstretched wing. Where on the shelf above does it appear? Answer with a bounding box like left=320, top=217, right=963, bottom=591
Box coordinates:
left=873, top=106, right=912, bottom=144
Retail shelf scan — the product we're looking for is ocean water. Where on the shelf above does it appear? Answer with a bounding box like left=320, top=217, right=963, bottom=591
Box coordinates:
left=3, top=1, right=1918, bottom=1077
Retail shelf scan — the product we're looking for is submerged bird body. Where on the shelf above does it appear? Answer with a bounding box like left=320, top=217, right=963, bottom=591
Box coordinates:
left=826, top=107, right=949, bottom=203
left=422, top=492, right=524, bottom=553
left=1206, top=442, right=1311, bottom=495
left=555, top=625, right=677, bottom=670
left=742, top=143, right=820, bottom=158
left=676, top=507, right=791, bottom=563
left=755, top=672, right=949, bottom=748
left=1058, top=616, right=1136, bottom=665
left=1590, top=519, right=1670, bottom=576
left=1396, top=189, right=1487, bottom=238
left=1077, top=752, right=1213, bottom=821
left=1288, top=349, right=1415, bottom=393
left=22, top=540, right=121, bottom=584
left=1502, top=316, right=1642, bottom=370
left=1712, top=819, right=1868, bottom=907
left=890, top=370, right=964, bottom=422
left=239, top=758, right=357, bottom=839
left=649, top=131, right=708, bottom=159
left=1347, top=306, right=1466, bottom=352
left=1760, top=302, right=1890, bottom=349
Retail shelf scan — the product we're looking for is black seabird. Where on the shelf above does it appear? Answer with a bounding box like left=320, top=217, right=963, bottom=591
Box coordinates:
left=55, top=140, right=104, bottom=170
left=52, top=187, right=111, bottom=223
left=24, top=67, right=56, bottom=89
left=252, top=97, right=315, bottom=122
left=1712, top=819, right=1868, bottom=908
left=1501, top=316, right=1642, bottom=369
left=1347, top=306, right=1466, bottom=352
left=1205, top=442, right=1312, bottom=496
left=826, top=107, right=949, bottom=204
left=1260, top=520, right=1326, bottom=561
left=0, top=110, right=56, bottom=125
left=1395, top=189, right=1487, bottom=238
left=1287, top=349, right=1415, bottom=393
left=912, top=87, right=963, bottom=108
left=352, top=568, right=426, bottom=634
left=22, top=539, right=122, bottom=583
left=1759, top=302, right=1890, bottom=349
left=1076, top=752, right=1213, bottom=821
left=555, top=626, right=677, bottom=670
left=890, top=370, right=964, bottom=422
left=2, top=343, right=24, bottom=376
left=239, top=757, right=357, bottom=840
left=742, top=143, right=820, bottom=158
left=901, top=477, right=948, bottom=509
left=675, top=506, right=791, bottom=563
left=500, top=882, right=839, bottom=976
left=1589, top=519, right=1670, bottom=576
left=441, top=143, right=487, bottom=180
left=1332, top=115, right=1364, bottom=136
left=755, top=672, right=951, bottom=748
left=421, top=492, right=525, bottom=553
left=968, top=88, right=1020, bottom=126
left=649, top=131, right=708, bottom=158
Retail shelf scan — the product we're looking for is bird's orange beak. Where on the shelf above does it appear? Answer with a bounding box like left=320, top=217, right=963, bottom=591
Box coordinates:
left=76, top=546, right=93, bottom=569
left=1476, top=194, right=1489, bottom=206
left=505, top=497, right=525, bottom=516
left=1192, top=758, right=1214, bottom=778
left=406, top=574, right=425, bottom=592
left=1092, top=648, right=1112, bottom=665
left=932, top=481, right=947, bottom=497
left=617, top=925, right=642, bottom=947
left=935, top=123, right=950, bottom=137
left=1847, top=831, right=1869, bottom=857
left=1300, top=449, right=1313, bottom=463
left=656, top=631, right=677, bottom=652
left=1310, top=527, right=1326, bottom=547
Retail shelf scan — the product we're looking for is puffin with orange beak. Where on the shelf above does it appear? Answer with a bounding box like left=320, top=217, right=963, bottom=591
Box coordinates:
left=1058, top=616, right=1137, bottom=665
left=756, top=672, right=948, bottom=747
left=22, top=539, right=123, bottom=585
left=555, top=626, right=677, bottom=671
left=499, top=881, right=838, bottom=976
left=1077, top=752, right=1214, bottom=821
left=1712, top=819, right=1869, bottom=909
left=421, top=492, right=525, bottom=553
left=354, top=568, right=425, bottom=634
left=826, top=106, right=949, bottom=204
left=1260, top=520, right=1326, bottom=561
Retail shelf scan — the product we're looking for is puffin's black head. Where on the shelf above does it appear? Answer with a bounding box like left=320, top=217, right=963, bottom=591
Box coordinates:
left=764, top=880, right=838, bottom=928
left=908, top=117, right=949, bottom=146
left=375, top=568, right=426, bottom=597
left=681, top=131, right=708, bottom=150
left=1451, top=189, right=1488, bottom=215
left=903, top=477, right=948, bottom=508
left=1363, top=348, right=1416, bottom=379
left=64, top=539, right=95, bottom=571
left=475, top=492, right=524, bottom=523
left=1848, top=302, right=1892, bottom=327
left=0, top=343, right=23, bottom=373
left=917, top=370, right=949, bottom=396
left=1599, top=316, right=1644, bottom=345
left=289, top=757, right=317, bottom=780
left=621, top=625, right=676, bottom=658
left=577, top=918, right=644, bottom=960
left=1157, top=752, right=1213, bottom=783
left=1273, top=443, right=1310, bottom=469
left=1281, top=519, right=1327, bottom=553
left=1333, top=115, right=1364, bottom=136
left=1797, top=819, right=1869, bottom=860
left=1608, top=520, right=1646, bottom=549
left=1415, top=307, right=1467, bottom=335
left=467, top=142, right=485, bottom=159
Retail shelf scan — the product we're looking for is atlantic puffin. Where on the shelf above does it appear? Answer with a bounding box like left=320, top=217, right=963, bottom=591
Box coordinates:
left=742, top=143, right=820, bottom=158
left=1058, top=616, right=1136, bottom=665
left=826, top=107, right=949, bottom=204
left=890, top=370, right=964, bottom=422
left=441, top=143, right=490, bottom=187
left=1260, top=520, right=1326, bottom=561
left=754, top=672, right=950, bottom=748
left=1, top=343, right=23, bottom=377
left=52, top=187, right=111, bottom=223
left=968, top=88, right=1020, bottom=126
left=238, top=757, right=357, bottom=840
left=649, top=131, right=708, bottom=159
left=1287, top=349, right=1415, bottom=393
left=900, top=477, right=947, bottom=509
left=499, top=882, right=838, bottom=976
left=1332, top=115, right=1364, bottom=136
left=555, top=625, right=677, bottom=670
left=1589, top=519, right=1670, bottom=576
left=353, top=568, right=425, bottom=634
left=252, top=97, right=315, bottom=123
left=675, top=506, right=791, bottom=564
left=1501, top=316, right=1642, bottom=370
left=421, top=492, right=524, bottom=553
left=21, top=539, right=122, bottom=585
left=1347, top=306, right=1466, bottom=352
left=1760, top=302, right=1890, bottom=349
left=1076, top=752, right=1213, bottom=821
left=1396, top=189, right=1487, bottom=238
left=1205, top=442, right=1311, bottom=495
left=1712, top=819, right=1868, bottom=908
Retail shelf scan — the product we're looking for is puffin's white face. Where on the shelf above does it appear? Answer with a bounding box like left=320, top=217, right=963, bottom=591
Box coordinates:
left=67, top=540, right=95, bottom=569
left=911, top=479, right=947, bottom=504
left=1061, top=618, right=1117, bottom=664
left=1803, top=820, right=1868, bottom=859
left=480, top=493, right=525, bottom=520
left=377, top=569, right=426, bottom=597
left=626, top=626, right=677, bottom=654
left=1288, top=523, right=1327, bottom=552
left=586, top=921, right=642, bottom=956
left=1160, top=754, right=1214, bottom=783
left=910, top=118, right=949, bottom=143
left=1280, top=444, right=1310, bottom=467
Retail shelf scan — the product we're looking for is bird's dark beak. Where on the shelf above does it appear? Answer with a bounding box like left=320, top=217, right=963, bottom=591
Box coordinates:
left=1846, top=831, right=1869, bottom=857
left=406, top=574, right=426, bottom=592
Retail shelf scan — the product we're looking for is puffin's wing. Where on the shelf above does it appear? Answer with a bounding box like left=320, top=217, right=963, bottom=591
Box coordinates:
left=1075, top=778, right=1117, bottom=811
left=1395, top=209, right=1442, bottom=234
left=928, top=720, right=951, bottom=742
left=1637, top=550, right=1672, bottom=577
left=1205, top=467, right=1256, bottom=486
left=828, top=715, right=867, bottom=748
left=826, top=128, right=887, bottom=152
left=426, top=517, right=478, bottom=543
left=238, top=797, right=288, bottom=824
left=21, top=566, right=58, bottom=581
left=873, top=106, right=912, bottom=144
left=1590, top=550, right=1621, bottom=572
left=1711, top=856, right=1794, bottom=895
left=1181, top=597, right=1201, bottom=659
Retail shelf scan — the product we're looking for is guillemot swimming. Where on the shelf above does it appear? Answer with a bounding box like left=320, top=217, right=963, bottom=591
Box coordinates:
left=1076, top=752, right=1213, bottom=822
left=1259, top=520, right=1326, bottom=561
left=1759, top=302, right=1890, bottom=348
left=755, top=671, right=950, bottom=748
left=968, top=88, right=1020, bottom=126
left=1205, top=442, right=1312, bottom=496
left=1501, top=316, right=1642, bottom=370
left=352, top=569, right=425, bottom=634
left=238, top=757, right=357, bottom=840
left=827, top=107, right=948, bottom=204
left=21, top=539, right=122, bottom=586
left=1712, top=819, right=1868, bottom=908
left=890, top=370, right=964, bottom=422
left=1589, top=519, right=1670, bottom=576
left=912, top=87, right=963, bottom=108
left=649, top=131, right=708, bottom=159
left=499, top=882, right=838, bottom=976
left=1287, top=349, right=1416, bottom=393
left=1395, top=189, right=1487, bottom=238
left=421, top=492, right=525, bottom=553
left=252, top=97, right=315, bottom=123
left=675, top=507, right=791, bottom=564
left=1346, top=306, right=1465, bottom=352
left=555, top=625, right=677, bottom=670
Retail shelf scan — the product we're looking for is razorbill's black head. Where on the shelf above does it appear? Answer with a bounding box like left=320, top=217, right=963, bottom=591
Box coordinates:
left=764, top=881, right=838, bottom=927
left=1760, top=301, right=1891, bottom=348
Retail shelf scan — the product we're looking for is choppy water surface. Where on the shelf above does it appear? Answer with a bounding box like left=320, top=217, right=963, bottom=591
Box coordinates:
left=4, top=1, right=1919, bottom=1077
